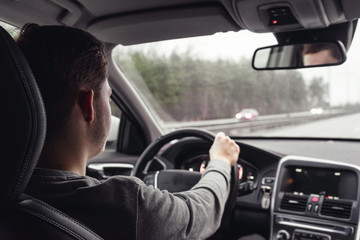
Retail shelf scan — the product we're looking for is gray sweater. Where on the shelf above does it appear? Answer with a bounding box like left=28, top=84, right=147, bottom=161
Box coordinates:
left=25, top=159, right=231, bottom=240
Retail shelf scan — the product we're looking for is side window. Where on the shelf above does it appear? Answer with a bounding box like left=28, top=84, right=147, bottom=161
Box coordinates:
left=105, top=100, right=121, bottom=151
left=0, top=21, right=19, bottom=39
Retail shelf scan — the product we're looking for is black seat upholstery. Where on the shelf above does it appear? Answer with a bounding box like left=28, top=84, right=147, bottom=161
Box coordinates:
left=0, top=26, right=102, bottom=240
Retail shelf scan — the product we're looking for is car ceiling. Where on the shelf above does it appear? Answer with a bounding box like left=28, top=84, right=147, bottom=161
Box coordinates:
left=1, top=0, right=360, bottom=45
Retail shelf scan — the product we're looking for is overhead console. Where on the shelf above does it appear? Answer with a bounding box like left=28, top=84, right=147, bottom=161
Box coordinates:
left=271, top=156, right=360, bottom=240
left=234, top=0, right=358, bottom=33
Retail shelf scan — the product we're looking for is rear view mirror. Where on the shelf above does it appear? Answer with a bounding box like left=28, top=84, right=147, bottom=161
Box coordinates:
left=252, top=41, right=346, bottom=70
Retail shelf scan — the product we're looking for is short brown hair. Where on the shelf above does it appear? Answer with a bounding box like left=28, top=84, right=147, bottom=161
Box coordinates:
left=17, top=24, right=107, bottom=138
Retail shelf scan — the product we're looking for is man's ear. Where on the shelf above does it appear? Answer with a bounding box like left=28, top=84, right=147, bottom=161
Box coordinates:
left=78, top=90, right=94, bottom=123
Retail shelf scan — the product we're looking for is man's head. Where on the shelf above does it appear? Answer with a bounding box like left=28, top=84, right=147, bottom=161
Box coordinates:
left=17, top=24, right=111, bottom=163
left=303, top=43, right=341, bottom=66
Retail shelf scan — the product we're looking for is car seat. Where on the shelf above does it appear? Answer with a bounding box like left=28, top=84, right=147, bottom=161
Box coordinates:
left=0, top=25, right=102, bottom=240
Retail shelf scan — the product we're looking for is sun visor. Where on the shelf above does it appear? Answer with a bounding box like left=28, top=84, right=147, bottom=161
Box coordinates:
left=88, top=4, right=240, bottom=45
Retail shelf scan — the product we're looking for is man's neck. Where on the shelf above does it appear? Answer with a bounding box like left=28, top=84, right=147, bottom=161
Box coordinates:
left=37, top=138, right=88, bottom=175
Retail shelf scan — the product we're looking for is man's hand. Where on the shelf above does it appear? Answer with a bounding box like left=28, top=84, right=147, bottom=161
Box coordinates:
left=209, top=132, right=240, bottom=166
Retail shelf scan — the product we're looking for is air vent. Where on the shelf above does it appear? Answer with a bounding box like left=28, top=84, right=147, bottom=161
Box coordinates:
left=321, top=199, right=352, bottom=219
left=280, top=194, right=308, bottom=212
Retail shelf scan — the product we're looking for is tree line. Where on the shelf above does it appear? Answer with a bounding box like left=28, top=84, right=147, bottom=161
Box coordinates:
left=113, top=49, right=328, bottom=122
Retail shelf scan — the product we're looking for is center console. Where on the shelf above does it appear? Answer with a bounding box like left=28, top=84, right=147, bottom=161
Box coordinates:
left=271, top=156, right=360, bottom=240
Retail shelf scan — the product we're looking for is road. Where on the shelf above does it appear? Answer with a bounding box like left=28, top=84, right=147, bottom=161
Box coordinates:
left=238, top=113, right=360, bottom=138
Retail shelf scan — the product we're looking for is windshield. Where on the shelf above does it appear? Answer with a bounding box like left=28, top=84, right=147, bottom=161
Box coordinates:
left=112, top=29, right=360, bottom=139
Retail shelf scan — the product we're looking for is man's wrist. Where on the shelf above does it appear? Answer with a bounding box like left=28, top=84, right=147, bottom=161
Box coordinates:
left=206, top=158, right=231, bottom=175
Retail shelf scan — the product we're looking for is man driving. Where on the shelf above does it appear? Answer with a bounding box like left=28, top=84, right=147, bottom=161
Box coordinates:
left=19, top=23, right=240, bottom=239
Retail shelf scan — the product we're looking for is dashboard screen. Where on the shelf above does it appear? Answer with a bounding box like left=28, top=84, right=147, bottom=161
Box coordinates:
left=280, top=166, right=358, bottom=200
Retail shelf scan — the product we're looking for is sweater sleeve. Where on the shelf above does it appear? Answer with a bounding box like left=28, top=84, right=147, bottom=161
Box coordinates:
left=135, top=159, right=231, bottom=240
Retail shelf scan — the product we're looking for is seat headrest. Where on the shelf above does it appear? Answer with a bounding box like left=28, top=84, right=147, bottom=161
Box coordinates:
left=0, top=26, right=46, bottom=205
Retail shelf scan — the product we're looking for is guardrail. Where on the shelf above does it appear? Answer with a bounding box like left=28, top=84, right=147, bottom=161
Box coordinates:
left=163, top=109, right=356, bottom=135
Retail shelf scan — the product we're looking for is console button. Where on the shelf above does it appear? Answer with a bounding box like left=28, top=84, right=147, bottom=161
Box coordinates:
left=311, top=196, right=319, bottom=202
left=276, top=230, right=290, bottom=240
left=293, top=230, right=330, bottom=240
left=307, top=203, right=312, bottom=212
left=314, top=204, right=319, bottom=213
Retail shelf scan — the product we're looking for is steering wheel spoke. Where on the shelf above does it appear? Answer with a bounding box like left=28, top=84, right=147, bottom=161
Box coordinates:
left=154, top=155, right=174, bottom=169
left=142, top=155, right=174, bottom=174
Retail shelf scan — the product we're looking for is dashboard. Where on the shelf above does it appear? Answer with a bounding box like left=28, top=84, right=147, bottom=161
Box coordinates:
left=88, top=137, right=360, bottom=239
left=180, top=152, right=259, bottom=187
left=160, top=138, right=360, bottom=239
left=272, top=156, right=360, bottom=240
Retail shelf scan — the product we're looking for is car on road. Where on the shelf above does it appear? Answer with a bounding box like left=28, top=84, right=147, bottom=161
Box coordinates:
left=235, top=108, right=259, bottom=121
left=2, top=1, right=360, bottom=240
left=310, top=107, right=324, bottom=115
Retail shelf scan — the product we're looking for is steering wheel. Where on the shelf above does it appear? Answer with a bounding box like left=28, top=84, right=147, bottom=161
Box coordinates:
left=131, top=128, right=238, bottom=228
